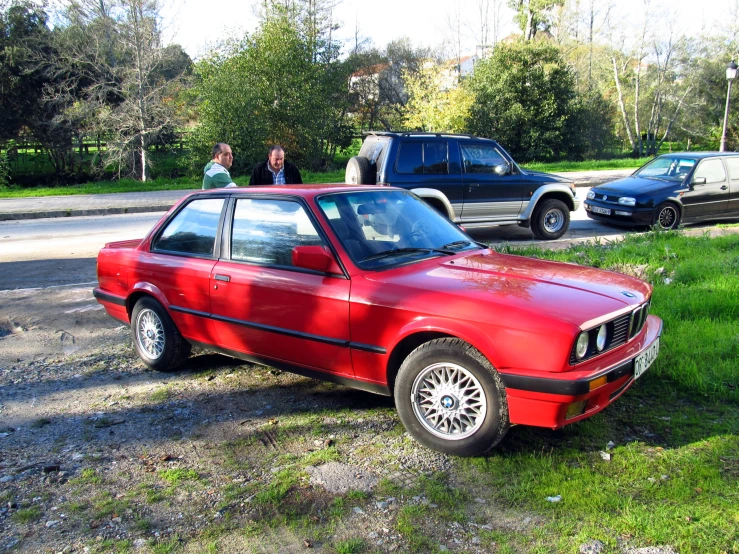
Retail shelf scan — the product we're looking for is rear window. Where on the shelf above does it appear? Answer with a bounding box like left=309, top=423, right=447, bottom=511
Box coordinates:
left=153, top=198, right=225, bottom=256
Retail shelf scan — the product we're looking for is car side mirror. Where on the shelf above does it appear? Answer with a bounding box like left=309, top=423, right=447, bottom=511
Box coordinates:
left=292, top=245, right=341, bottom=274
left=494, top=162, right=510, bottom=176
left=690, top=176, right=707, bottom=188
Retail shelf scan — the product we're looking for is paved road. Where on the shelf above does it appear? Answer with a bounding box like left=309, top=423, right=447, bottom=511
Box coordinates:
left=0, top=187, right=629, bottom=290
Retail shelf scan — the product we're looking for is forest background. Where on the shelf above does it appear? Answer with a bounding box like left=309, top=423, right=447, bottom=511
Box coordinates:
left=1, top=0, right=738, bottom=188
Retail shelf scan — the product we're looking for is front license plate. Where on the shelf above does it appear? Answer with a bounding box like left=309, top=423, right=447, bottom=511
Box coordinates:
left=634, top=337, right=660, bottom=380
left=590, top=205, right=611, bottom=215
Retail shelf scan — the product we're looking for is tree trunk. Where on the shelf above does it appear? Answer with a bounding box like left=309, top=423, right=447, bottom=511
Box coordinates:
left=612, top=57, right=636, bottom=152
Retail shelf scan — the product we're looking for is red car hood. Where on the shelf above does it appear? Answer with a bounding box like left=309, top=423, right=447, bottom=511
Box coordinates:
left=362, top=250, right=651, bottom=330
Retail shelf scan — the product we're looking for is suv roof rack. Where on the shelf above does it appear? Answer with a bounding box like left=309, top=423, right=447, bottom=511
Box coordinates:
left=362, top=130, right=488, bottom=141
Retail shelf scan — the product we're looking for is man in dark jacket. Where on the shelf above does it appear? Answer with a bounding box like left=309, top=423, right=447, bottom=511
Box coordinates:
left=249, top=145, right=303, bottom=185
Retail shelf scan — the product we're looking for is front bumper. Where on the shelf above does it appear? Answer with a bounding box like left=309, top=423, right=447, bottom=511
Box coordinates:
left=584, top=200, right=654, bottom=226
left=501, top=314, right=663, bottom=429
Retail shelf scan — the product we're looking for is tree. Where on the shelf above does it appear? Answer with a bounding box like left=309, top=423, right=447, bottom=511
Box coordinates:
left=49, top=0, right=191, bottom=181
left=508, top=0, right=565, bottom=40
left=0, top=0, right=50, bottom=144
left=403, top=61, right=473, bottom=133
left=466, top=40, right=586, bottom=161
left=193, top=12, right=353, bottom=173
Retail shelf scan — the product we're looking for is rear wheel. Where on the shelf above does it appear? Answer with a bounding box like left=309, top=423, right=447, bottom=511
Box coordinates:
left=394, top=338, right=509, bottom=456
left=345, top=156, right=374, bottom=184
left=131, top=297, right=191, bottom=371
left=531, top=198, right=570, bottom=240
left=653, top=202, right=680, bottom=230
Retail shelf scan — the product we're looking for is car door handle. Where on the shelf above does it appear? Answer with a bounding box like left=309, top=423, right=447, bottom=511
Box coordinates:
left=214, top=274, right=231, bottom=282
left=721, top=185, right=728, bottom=190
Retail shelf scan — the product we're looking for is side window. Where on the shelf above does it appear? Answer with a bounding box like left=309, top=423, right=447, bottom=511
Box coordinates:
left=396, top=142, right=423, bottom=174
left=724, top=158, right=739, bottom=180
left=231, top=198, right=323, bottom=267
left=153, top=198, right=225, bottom=256
left=424, top=142, right=449, bottom=174
left=460, top=143, right=506, bottom=174
left=395, top=141, right=449, bottom=175
left=693, top=159, right=727, bottom=184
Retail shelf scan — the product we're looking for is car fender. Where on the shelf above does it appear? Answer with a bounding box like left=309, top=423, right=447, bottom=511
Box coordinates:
left=127, top=281, right=170, bottom=315
left=410, top=188, right=457, bottom=220
left=657, top=195, right=685, bottom=213
left=520, top=185, right=579, bottom=220
left=393, top=315, right=501, bottom=368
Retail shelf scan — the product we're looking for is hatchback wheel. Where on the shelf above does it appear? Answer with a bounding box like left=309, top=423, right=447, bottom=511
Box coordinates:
left=394, top=338, right=509, bottom=456
left=131, top=297, right=191, bottom=371
left=653, top=202, right=680, bottom=230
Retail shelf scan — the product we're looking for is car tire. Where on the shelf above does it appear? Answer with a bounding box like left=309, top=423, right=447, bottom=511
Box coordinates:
left=653, top=202, right=680, bottom=230
left=345, top=156, right=374, bottom=184
left=131, top=297, right=191, bottom=371
left=531, top=198, right=570, bottom=240
left=394, top=338, right=509, bottom=456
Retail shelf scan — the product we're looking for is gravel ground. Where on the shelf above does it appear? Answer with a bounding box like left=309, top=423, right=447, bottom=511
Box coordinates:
left=6, top=226, right=728, bottom=552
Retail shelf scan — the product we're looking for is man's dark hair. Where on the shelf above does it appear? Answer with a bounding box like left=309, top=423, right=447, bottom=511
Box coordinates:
left=269, top=145, right=284, bottom=155
left=212, top=143, right=229, bottom=159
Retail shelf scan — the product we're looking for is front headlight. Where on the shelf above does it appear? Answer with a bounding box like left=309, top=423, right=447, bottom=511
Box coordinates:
left=575, top=332, right=589, bottom=359
left=596, top=325, right=607, bottom=351
left=587, top=190, right=595, bottom=199
left=619, top=197, right=636, bottom=206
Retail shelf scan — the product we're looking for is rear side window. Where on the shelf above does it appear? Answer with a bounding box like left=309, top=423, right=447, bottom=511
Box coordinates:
left=724, top=158, right=739, bottom=179
left=395, top=141, right=449, bottom=175
left=153, top=198, right=225, bottom=256
left=693, top=159, right=726, bottom=184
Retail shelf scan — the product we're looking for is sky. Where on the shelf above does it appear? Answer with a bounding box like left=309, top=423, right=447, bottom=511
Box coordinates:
left=160, top=0, right=733, bottom=61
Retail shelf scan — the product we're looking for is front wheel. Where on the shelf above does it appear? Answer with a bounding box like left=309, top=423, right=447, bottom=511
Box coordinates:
left=531, top=198, right=570, bottom=240
left=394, top=338, right=509, bottom=456
left=131, top=297, right=191, bottom=371
left=653, top=202, right=680, bottom=230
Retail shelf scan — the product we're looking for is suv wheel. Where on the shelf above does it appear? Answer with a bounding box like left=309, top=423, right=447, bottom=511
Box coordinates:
left=345, top=156, right=374, bottom=184
left=531, top=198, right=570, bottom=240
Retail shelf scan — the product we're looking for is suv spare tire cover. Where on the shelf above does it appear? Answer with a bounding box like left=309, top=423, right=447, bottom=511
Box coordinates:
left=346, top=156, right=375, bottom=184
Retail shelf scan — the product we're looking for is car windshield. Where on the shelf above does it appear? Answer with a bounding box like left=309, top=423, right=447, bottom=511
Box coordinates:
left=635, top=156, right=696, bottom=181
left=317, top=189, right=481, bottom=269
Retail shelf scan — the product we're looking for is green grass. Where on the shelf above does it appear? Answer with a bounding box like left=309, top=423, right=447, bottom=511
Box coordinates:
left=522, top=157, right=648, bottom=172
left=11, top=506, right=42, bottom=524
left=334, top=537, right=367, bottom=553
left=463, top=230, right=739, bottom=553
left=158, top=468, right=200, bottom=485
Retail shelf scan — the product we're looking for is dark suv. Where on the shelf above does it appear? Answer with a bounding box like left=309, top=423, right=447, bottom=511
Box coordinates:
left=345, top=132, right=580, bottom=240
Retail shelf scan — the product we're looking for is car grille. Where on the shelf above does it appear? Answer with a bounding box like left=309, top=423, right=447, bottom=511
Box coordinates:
left=569, top=300, right=651, bottom=365
left=590, top=192, right=620, bottom=204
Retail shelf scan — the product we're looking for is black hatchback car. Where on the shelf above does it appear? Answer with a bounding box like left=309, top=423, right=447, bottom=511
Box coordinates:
left=584, top=152, right=739, bottom=230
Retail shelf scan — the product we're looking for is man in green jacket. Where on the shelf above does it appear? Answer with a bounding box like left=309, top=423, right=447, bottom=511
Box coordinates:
left=202, top=143, right=237, bottom=189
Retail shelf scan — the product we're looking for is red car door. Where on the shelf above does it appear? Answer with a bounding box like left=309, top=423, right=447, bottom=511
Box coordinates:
left=209, top=197, right=353, bottom=376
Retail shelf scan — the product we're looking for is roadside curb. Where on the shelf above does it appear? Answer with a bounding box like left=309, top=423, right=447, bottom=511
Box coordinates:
left=0, top=204, right=174, bottom=221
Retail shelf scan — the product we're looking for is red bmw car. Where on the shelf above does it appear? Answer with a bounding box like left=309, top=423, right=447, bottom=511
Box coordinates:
left=94, top=185, right=662, bottom=456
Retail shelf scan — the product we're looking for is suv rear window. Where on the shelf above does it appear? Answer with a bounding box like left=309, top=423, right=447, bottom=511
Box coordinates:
left=396, top=141, right=449, bottom=175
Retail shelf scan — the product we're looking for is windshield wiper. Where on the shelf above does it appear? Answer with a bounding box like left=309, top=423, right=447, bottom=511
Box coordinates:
left=362, top=247, right=454, bottom=262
